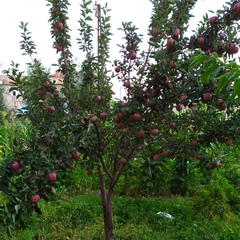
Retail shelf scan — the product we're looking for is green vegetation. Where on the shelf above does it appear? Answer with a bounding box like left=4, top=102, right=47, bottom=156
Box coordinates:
left=0, top=117, right=239, bottom=239
left=1, top=192, right=240, bottom=240
left=1, top=0, right=240, bottom=239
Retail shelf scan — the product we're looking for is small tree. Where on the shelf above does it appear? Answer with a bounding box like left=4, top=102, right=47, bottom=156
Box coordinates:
left=1, top=0, right=240, bottom=239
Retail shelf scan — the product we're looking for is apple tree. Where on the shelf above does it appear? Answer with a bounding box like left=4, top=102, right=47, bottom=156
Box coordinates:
left=1, top=0, right=240, bottom=239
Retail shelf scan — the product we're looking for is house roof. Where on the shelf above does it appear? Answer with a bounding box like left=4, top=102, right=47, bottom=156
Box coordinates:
left=0, top=75, right=11, bottom=85
left=0, top=72, right=64, bottom=86
left=49, top=71, right=64, bottom=85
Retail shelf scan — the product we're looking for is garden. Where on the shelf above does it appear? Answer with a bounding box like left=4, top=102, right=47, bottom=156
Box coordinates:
left=1, top=0, right=240, bottom=239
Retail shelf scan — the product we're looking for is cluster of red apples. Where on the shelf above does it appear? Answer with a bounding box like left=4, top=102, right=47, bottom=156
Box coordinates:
left=52, top=5, right=65, bottom=52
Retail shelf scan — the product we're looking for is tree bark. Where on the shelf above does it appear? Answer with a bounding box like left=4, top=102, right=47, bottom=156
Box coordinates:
left=104, top=188, right=114, bottom=240
left=98, top=166, right=114, bottom=240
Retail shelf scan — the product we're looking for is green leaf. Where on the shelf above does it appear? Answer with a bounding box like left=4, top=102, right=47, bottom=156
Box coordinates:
left=7, top=225, right=13, bottom=237
left=14, top=205, right=21, bottom=214
left=34, top=205, right=42, bottom=215
left=189, top=54, right=208, bottom=71
left=230, top=78, right=240, bottom=101
left=200, top=63, right=218, bottom=84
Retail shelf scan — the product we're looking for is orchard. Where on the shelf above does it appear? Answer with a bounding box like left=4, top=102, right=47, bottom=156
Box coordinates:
left=1, top=0, right=240, bottom=239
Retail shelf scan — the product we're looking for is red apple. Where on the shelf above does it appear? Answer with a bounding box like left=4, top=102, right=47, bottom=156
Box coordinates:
left=37, top=89, right=45, bottom=96
left=53, top=91, right=59, bottom=97
left=150, top=36, right=157, bottom=42
left=216, top=98, right=224, bottom=106
left=96, top=95, right=101, bottom=101
left=54, top=28, right=59, bottom=34
left=69, top=162, right=75, bottom=169
left=151, top=27, right=159, bottom=36
left=162, top=150, right=169, bottom=157
left=100, top=112, right=107, bottom=120
left=172, top=28, right=180, bottom=38
left=57, top=22, right=63, bottom=28
left=122, top=128, right=129, bottom=135
left=113, top=115, right=120, bottom=123
left=197, top=37, right=205, bottom=46
left=75, top=105, right=81, bottom=111
left=11, top=162, right=20, bottom=170
left=138, top=129, right=145, bottom=137
left=147, top=138, right=152, bottom=144
left=150, top=129, right=158, bottom=135
left=203, top=92, right=212, bottom=101
left=72, top=151, right=80, bottom=160
left=215, top=161, right=221, bottom=168
left=167, top=82, right=174, bottom=89
left=124, top=81, right=131, bottom=88
left=153, top=155, right=160, bottom=161
left=48, top=172, right=57, bottom=182
left=91, top=115, right=98, bottom=123
left=31, top=194, right=41, bottom=204
left=120, top=158, right=127, bottom=164
left=19, top=161, right=24, bottom=168
left=218, top=104, right=226, bottom=111
left=180, top=94, right=188, bottom=104
left=225, top=42, right=235, bottom=54
left=115, top=66, right=121, bottom=73
left=233, top=3, right=240, bottom=12
left=211, top=46, right=217, bottom=52
left=170, top=61, right=177, bottom=67
left=49, top=106, right=55, bottom=112
left=135, top=146, right=142, bottom=151
left=130, top=52, right=137, bottom=60
left=116, top=123, right=123, bottom=129
left=126, top=44, right=132, bottom=51
left=133, top=113, right=141, bottom=121
left=176, top=104, right=184, bottom=111
left=53, top=7, right=58, bottom=12
left=167, top=38, right=175, bottom=48
left=81, top=119, right=87, bottom=126
left=145, top=100, right=153, bottom=107
left=225, top=139, right=232, bottom=146
left=219, top=33, right=225, bottom=40
left=118, top=111, right=124, bottom=120
left=170, top=122, right=176, bottom=129
left=196, top=154, right=202, bottom=160
left=55, top=43, right=63, bottom=52
left=87, top=169, right=93, bottom=175
left=39, top=170, right=45, bottom=176
left=191, top=140, right=198, bottom=146
left=44, top=81, right=51, bottom=88
left=209, top=16, right=217, bottom=24
left=206, top=163, right=213, bottom=170
left=233, top=45, right=239, bottom=54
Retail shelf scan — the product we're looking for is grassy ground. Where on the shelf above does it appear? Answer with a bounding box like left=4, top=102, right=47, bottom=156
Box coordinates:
left=1, top=190, right=240, bottom=240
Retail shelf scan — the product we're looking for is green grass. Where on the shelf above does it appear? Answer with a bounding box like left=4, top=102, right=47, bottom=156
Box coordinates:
left=1, top=191, right=240, bottom=240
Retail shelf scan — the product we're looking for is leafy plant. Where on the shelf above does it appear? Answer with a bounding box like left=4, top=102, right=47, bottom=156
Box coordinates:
left=1, top=1, right=240, bottom=239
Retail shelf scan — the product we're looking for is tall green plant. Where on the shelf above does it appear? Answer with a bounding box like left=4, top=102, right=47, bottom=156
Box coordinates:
left=1, top=1, right=240, bottom=239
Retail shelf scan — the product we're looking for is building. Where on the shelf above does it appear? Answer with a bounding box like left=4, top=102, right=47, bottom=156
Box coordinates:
left=0, top=72, right=64, bottom=109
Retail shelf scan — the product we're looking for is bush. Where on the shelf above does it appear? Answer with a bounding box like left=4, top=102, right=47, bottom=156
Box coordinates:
left=2, top=194, right=240, bottom=240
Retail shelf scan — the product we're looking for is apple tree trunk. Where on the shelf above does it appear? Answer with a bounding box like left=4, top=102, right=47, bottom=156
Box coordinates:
left=98, top=166, right=115, bottom=240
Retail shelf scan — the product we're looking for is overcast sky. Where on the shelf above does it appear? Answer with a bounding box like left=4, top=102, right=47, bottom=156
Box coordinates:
left=0, top=0, right=228, bottom=75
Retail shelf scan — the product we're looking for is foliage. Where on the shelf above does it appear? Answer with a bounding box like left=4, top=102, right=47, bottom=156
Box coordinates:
left=1, top=193, right=240, bottom=239
left=189, top=51, right=240, bottom=101
left=1, top=0, right=240, bottom=239
left=0, top=85, right=8, bottom=125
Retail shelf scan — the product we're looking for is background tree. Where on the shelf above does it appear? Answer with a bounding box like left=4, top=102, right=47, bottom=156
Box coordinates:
left=1, top=0, right=240, bottom=239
